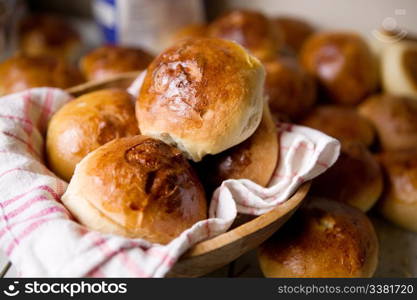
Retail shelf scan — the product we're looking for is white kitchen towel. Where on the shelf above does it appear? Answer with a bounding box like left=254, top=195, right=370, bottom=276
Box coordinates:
left=0, top=87, right=340, bottom=277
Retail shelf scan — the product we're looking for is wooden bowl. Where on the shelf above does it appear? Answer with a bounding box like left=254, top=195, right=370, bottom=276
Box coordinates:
left=65, top=73, right=311, bottom=277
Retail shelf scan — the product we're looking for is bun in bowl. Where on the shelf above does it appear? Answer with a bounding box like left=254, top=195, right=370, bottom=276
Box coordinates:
left=62, top=135, right=207, bottom=244
left=197, top=105, right=278, bottom=191
left=136, top=38, right=265, bottom=162
left=46, top=89, right=139, bottom=181
left=258, top=198, right=379, bottom=277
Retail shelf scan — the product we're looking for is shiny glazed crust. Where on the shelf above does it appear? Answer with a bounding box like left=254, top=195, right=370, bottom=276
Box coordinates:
left=136, top=38, right=265, bottom=162
left=46, top=89, right=139, bottom=181
left=62, top=135, right=207, bottom=245
left=258, top=198, right=379, bottom=277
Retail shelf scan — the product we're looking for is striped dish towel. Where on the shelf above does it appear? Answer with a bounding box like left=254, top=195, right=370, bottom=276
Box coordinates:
left=0, top=87, right=340, bottom=277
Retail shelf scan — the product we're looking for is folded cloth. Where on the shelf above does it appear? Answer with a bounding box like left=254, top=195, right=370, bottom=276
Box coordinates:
left=0, top=87, right=339, bottom=277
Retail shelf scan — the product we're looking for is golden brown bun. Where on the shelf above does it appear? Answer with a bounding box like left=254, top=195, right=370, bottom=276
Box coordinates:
left=62, top=135, right=207, bottom=244
left=358, top=94, right=417, bottom=151
left=18, top=14, right=81, bottom=61
left=80, top=45, right=154, bottom=81
left=300, top=105, right=375, bottom=146
left=300, top=32, right=378, bottom=105
left=311, top=142, right=382, bottom=212
left=171, top=24, right=208, bottom=43
left=136, top=38, right=265, bottom=162
left=46, top=89, right=139, bottom=181
left=208, top=10, right=282, bottom=61
left=273, top=17, right=315, bottom=54
left=264, top=56, right=316, bottom=120
left=378, top=150, right=417, bottom=232
left=258, top=198, right=379, bottom=277
left=197, top=105, right=278, bottom=191
left=0, top=54, right=84, bottom=96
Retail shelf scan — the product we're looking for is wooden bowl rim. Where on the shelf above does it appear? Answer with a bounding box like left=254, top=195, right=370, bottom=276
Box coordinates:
left=182, top=181, right=311, bottom=258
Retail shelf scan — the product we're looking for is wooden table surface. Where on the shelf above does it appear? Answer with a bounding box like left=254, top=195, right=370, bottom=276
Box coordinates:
left=1, top=214, right=416, bottom=278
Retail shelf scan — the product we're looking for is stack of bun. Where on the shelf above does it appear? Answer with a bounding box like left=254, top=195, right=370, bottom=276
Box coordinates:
left=48, top=37, right=279, bottom=245
left=5, top=7, right=417, bottom=276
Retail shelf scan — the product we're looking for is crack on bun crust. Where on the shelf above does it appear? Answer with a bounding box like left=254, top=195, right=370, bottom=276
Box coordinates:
left=64, top=136, right=207, bottom=244
left=137, top=38, right=265, bottom=162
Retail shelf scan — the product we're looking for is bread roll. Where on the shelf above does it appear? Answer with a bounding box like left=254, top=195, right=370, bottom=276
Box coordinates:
left=136, top=38, right=265, bottom=162
left=62, top=135, right=207, bottom=244
left=80, top=45, right=154, bottom=81
left=273, top=17, right=315, bottom=54
left=264, top=56, right=316, bottom=120
left=378, top=150, right=417, bottom=232
left=381, top=41, right=417, bottom=99
left=358, top=94, right=417, bottom=151
left=311, top=142, right=382, bottom=212
left=197, top=105, right=278, bottom=191
left=300, top=32, right=378, bottom=105
left=18, top=14, right=81, bottom=61
left=300, top=105, right=375, bottom=147
left=258, top=198, right=379, bottom=277
left=208, top=10, right=282, bottom=61
left=171, top=24, right=207, bottom=43
left=46, top=89, right=139, bottom=181
left=0, top=54, right=83, bottom=96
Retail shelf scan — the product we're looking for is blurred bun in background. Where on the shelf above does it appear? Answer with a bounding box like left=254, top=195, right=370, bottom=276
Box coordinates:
left=273, top=16, right=315, bottom=54
left=264, top=55, right=316, bottom=121
left=258, top=198, right=379, bottom=277
left=378, top=150, right=417, bottom=232
left=46, top=89, right=139, bottom=181
left=358, top=94, right=417, bottom=151
left=62, top=135, right=207, bottom=245
left=300, top=32, right=378, bottom=105
left=170, top=23, right=208, bottom=43
left=310, top=142, right=383, bottom=212
left=136, top=38, right=266, bottom=162
left=0, top=54, right=83, bottom=96
left=18, top=14, right=81, bottom=62
left=208, top=10, right=283, bottom=61
left=300, top=105, right=375, bottom=147
left=80, top=45, right=154, bottom=81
